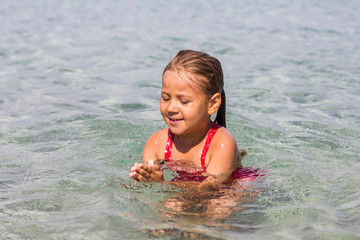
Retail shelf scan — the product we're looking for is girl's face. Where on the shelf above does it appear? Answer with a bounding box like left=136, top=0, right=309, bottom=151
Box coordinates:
left=160, top=70, right=211, bottom=137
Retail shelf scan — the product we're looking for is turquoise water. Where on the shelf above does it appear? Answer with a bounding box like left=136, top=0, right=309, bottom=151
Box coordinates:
left=1, top=0, right=360, bottom=239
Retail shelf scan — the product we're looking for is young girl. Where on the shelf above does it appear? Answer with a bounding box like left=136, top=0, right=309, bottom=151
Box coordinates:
left=130, top=49, right=244, bottom=183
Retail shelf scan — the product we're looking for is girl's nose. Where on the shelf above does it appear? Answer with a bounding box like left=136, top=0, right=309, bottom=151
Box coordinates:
left=167, top=100, right=178, bottom=113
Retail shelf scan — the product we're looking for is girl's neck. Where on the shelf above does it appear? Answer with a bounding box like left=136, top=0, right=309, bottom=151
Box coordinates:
left=174, top=121, right=212, bottom=151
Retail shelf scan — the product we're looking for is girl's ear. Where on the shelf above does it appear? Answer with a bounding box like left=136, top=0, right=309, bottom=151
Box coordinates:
left=208, top=93, right=221, bottom=115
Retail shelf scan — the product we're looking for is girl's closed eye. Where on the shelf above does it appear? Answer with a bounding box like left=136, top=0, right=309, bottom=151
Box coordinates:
left=180, top=99, right=190, bottom=105
left=161, top=95, right=170, bottom=101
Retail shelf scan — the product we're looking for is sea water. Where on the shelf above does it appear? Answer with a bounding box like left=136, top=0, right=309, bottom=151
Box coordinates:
left=1, top=0, right=359, bottom=239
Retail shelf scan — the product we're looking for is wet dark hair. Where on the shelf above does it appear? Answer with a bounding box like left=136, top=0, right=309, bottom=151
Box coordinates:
left=163, top=49, right=226, bottom=127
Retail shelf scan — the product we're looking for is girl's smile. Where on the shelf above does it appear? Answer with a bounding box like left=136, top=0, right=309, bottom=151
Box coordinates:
left=169, top=117, right=184, bottom=125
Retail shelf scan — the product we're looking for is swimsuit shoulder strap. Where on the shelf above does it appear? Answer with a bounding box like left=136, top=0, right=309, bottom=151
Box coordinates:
left=164, top=123, right=220, bottom=168
left=200, top=123, right=221, bottom=171
left=164, top=129, right=174, bottom=160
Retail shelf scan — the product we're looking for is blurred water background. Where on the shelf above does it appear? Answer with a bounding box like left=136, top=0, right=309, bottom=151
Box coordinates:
left=1, top=0, right=359, bottom=239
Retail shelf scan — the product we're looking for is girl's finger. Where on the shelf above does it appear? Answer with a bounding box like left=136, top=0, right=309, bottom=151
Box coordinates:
left=130, top=172, right=139, bottom=181
left=142, top=165, right=151, bottom=173
left=137, top=168, right=150, bottom=178
left=136, top=172, right=149, bottom=182
left=152, top=163, right=161, bottom=171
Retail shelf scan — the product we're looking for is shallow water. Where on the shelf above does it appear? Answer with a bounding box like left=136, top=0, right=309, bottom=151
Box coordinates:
left=1, top=0, right=360, bottom=239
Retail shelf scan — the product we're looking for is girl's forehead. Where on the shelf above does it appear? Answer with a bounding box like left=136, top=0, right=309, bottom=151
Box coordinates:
left=162, top=70, right=205, bottom=91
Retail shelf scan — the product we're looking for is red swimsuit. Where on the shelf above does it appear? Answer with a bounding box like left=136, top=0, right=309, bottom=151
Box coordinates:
left=164, top=123, right=220, bottom=181
left=163, top=122, right=264, bottom=182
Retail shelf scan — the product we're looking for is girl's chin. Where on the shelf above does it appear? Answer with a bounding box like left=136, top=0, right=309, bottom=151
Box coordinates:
left=169, top=120, right=184, bottom=126
left=168, top=124, right=186, bottom=135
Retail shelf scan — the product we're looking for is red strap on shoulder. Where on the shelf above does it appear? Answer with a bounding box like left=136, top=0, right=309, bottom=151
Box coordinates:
left=200, top=123, right=220, bottom=171
left=164, top=130, right=174, bottom=160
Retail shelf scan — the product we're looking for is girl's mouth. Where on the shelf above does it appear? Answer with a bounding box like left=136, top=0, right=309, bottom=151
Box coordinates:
left=169, top=117, right=183, bottom=124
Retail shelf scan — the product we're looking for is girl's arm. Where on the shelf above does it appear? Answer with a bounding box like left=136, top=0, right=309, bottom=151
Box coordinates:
left=130, top=129, right=167, bottom=182
left=205, top=128, right=242, bottom=180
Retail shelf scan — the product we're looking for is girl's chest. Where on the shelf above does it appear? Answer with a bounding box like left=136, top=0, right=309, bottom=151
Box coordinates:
left=167, top=142, right=208, bottom=169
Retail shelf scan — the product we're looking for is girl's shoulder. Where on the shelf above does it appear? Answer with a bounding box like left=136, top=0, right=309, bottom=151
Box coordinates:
left=144, top=128, right=169, bottom=149
left=143, top=128, right=169, bottom=161
left=148, top=127, right=169, bottom=140
left=206, top=125, right=241, bottom=175
left=214, top=126, right=237, bottom=144
left=209, top=125, right=239, bottom=156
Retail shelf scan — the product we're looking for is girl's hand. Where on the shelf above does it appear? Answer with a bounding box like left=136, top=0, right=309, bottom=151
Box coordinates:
left=130, top=160, right=164, bottom=182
